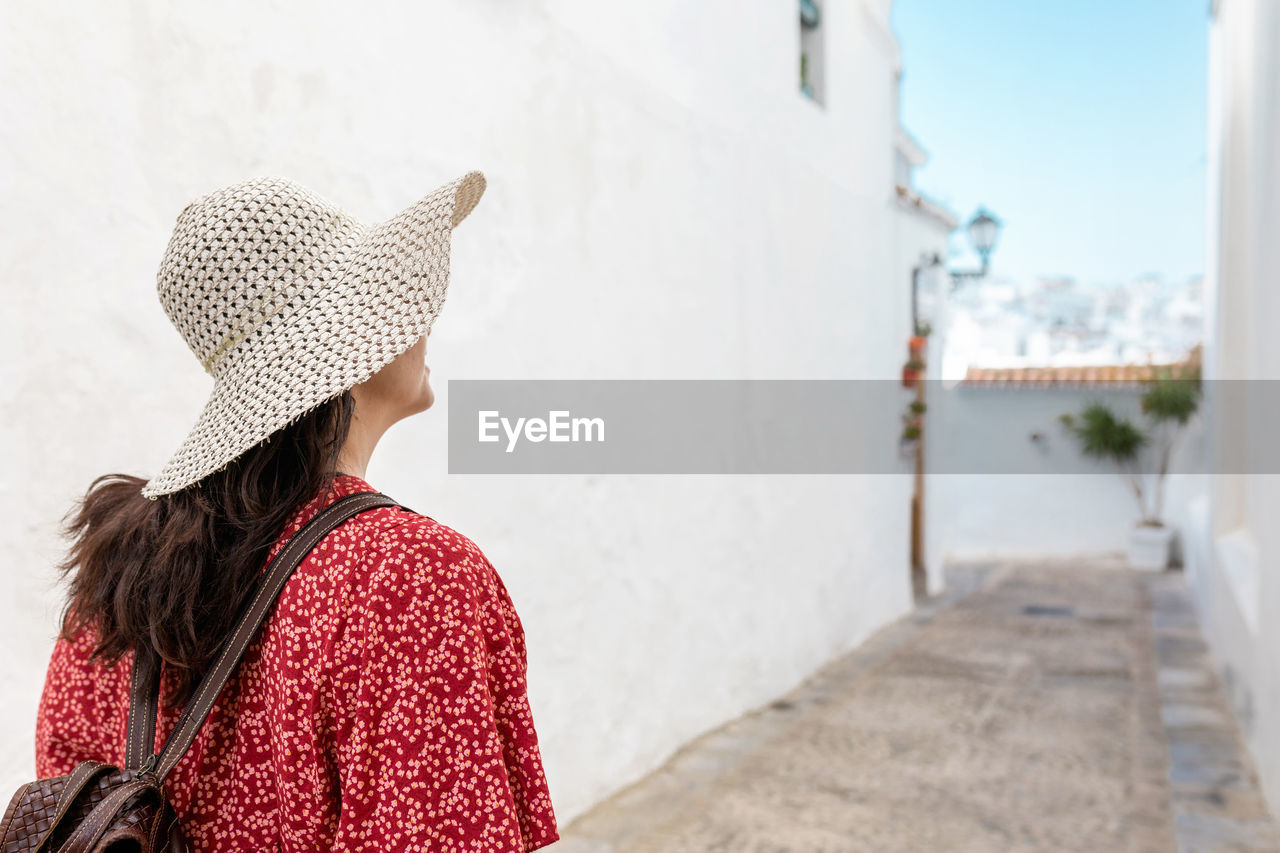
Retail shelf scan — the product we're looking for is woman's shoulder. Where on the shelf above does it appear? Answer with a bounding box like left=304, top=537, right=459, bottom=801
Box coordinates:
left=280, top=477, right=505, bottom=613
left=347, top=502, right=491, bottom=569
left=286, top=477, right=491, bottom=569
left=329, top=506, right=524, bottom=658
left=329, top=501, right=503, bottom=611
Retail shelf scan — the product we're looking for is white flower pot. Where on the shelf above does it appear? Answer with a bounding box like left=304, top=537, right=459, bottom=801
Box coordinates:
left=1129, top=524, right=1175, bottom=571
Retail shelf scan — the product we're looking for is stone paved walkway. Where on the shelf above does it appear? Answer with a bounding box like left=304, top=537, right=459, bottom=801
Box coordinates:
left=553, top=560, right=1280, bottom=852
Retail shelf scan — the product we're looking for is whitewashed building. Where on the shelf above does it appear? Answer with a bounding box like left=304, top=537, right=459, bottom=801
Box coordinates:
left=0, top=0, right=934, bottom=823
left=1187, top=0, right=1280, bottom=819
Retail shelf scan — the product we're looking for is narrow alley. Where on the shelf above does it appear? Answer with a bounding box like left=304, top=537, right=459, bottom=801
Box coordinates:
left=556, top=561, right=1279, bottom=852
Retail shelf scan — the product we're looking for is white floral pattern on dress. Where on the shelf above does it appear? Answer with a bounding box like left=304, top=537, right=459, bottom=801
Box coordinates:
left=35, top=474, right=559, bottom=852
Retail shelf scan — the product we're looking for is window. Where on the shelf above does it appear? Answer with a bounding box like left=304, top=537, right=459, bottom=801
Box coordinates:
left=799, top=0, right=825, bottom=105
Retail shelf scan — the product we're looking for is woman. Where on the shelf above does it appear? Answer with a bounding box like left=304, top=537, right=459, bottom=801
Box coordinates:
left=33, top=172, right=559, bottom=851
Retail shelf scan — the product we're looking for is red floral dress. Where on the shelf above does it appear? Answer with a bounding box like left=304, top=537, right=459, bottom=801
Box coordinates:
left=34, top=474, right=559, bottom=852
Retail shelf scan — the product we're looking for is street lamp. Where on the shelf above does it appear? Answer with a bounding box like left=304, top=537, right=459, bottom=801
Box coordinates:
left=966, top=207, right=1001, bottom=268
left=954, top=207, right=1002, bottom=281
left=799, top=0, right=821, bottom=27
left=911, top=206, right=1003, bottom=334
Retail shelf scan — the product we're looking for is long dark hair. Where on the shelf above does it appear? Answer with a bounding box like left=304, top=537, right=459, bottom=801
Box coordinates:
left=56, top=391, right=357, bottom=710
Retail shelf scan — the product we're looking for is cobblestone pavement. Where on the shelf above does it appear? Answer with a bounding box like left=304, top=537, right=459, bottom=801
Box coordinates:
left=553, top=560, right=1280, bottom=853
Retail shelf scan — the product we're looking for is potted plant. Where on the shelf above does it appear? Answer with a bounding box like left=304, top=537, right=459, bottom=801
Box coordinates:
left=898, top=400, right=926, bottom=459
left=902, top=358, right=925, bottom=388
left=1058, top=366, right=1201, bottom=570
left=899, top=422, right=921, bottom=460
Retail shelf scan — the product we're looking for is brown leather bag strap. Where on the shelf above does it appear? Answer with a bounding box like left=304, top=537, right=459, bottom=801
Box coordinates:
left=31, top=760, right=115, bottom=852
left=57, top=777, right=162, bottom=853
left=142, top=491, right=401, bottom=783
left=125, top=642, right=160, bottom=769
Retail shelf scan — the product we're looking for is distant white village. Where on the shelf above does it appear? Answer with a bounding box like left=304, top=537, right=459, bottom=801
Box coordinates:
left=940, top=271, right=1204, bottom=382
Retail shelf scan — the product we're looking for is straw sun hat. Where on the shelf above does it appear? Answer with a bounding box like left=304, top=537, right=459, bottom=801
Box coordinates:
left=140, top=170, right=486, bottom=500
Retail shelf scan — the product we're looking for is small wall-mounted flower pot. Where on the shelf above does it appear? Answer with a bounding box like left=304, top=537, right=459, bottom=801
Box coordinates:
left=909, top=335, right=927, bottom=354
left=1129, top=523, right=1175, bottom=571
left=902, top=362, right=924, bottom=385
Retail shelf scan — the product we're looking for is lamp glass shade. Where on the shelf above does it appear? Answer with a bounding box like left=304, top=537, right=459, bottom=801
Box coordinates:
left=800, top=0, right=821, bottom=28
left=967, top=208, right=1001, bottom=257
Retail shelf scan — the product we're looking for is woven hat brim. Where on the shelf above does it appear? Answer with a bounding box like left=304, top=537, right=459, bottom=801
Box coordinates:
left=140, top=170, right=486, bottom=500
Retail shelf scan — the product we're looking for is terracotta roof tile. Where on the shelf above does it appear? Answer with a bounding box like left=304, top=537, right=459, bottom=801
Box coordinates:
left=961, top=344, right=1202, bottom=388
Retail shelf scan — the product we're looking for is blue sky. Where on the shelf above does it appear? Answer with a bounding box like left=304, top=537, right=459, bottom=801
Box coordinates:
left=890, top=0, right=1209, bottom=287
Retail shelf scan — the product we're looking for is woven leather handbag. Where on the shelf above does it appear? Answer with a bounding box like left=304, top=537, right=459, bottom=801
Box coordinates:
left=0, top=491, right=401, bottom=852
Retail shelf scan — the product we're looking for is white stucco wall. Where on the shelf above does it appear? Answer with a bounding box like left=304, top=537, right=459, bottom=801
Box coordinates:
left=0, top=0, right=916, bottom=824
left=1192, top=0, right=1280, bottom=819
left=924, top=384, right=1208, bottom=570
